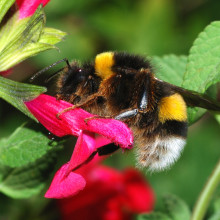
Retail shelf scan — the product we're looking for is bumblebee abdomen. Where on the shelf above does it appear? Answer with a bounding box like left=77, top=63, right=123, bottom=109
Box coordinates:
left=158, top=93, right=187, bottom=123
left=136, top=135, right=186, bottom=171
left=134, top=91, right=188, bottom=171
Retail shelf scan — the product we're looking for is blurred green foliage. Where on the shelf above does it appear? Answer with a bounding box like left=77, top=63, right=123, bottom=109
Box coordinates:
left=32, top=0, right=220, bottom=66
left=1, top=0, right=220, bottom=219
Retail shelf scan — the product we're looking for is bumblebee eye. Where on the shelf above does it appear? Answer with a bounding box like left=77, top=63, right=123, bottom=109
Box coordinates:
left=75, top=67, right=82, bottom=73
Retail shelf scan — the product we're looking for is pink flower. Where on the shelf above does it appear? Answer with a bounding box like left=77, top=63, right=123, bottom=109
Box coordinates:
left=57, top=160, right=155, bottom=220
left=16, top=0, right=50, bottom=19
left=25, top=94, right=133, bottom=198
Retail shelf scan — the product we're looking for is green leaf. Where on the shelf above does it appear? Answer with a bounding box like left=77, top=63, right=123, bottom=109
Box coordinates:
left=213, top=196, right=220, bottom=212
left=208, top=194, right=220, bottom=220
left=0, top=122, right=59, bottom=167
left=137, top=212, right=172, bottom=220
left=0, top=76, right=46, bottom=121
left=183, top=21, right=220, bottom=92
left=0, top=150, right=58, bottom=199
left=152, top=54, right=187, bottom=86
left=215, top=114, right=220, bottom=125
left=0, top=0, right=15, bottom=23
left=163, top=194, right=191, bottom=220
left=182, top=21, right=220, bottom=122
left=0, top=6, right=45, bottom=70
left=0, top=5, right=66, bottom=71
left=208, top=211, right=220, bottom=220
left=40, top=27, right=67, bottom=45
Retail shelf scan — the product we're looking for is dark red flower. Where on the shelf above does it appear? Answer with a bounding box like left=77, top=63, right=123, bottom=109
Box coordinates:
left=25, top=94, right=133, bottom=198
left=57, top=160, right=155, bottom=220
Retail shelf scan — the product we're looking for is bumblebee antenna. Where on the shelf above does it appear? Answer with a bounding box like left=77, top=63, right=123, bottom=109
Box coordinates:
left=29, top=58, right=71, bottom=82
left=44, top=67, right=64, bottom=83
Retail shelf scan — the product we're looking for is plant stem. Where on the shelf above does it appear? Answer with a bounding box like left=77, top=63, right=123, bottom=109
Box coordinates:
left=191, top=160, right=220, bottom=220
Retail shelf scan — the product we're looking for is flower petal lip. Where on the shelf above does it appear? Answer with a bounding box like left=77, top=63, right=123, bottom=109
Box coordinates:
left=67, top=130, right=96, bottom=174
left=25, top=94, right=134, bottom=199
left=44, top=132, right=109, bottom=199
left=25, top=94, right=134, bottom=149
left=44, top=163, right=86, bottom=199
left=16, top=0, right=50, bottom=19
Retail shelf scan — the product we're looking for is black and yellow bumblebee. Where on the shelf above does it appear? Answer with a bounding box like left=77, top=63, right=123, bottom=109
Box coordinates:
left=33, top=52, right=220, bottom=171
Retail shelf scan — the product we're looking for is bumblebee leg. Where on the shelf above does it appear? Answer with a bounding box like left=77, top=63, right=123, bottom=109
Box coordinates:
left=84, top=115, right=113, bottom=124
left=84, top=109, right=138, bottom=123
left=56, top=93, right=100, bottom=119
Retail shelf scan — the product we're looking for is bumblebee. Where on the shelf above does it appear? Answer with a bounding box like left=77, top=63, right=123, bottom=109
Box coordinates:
left=35, top=52, right=220, bottom=171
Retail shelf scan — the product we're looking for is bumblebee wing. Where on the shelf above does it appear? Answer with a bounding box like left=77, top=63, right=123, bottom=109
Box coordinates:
left=158, top=80, right=220, bottom=111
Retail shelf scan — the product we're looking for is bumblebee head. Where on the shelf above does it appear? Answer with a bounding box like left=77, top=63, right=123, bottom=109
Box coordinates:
left=94, top=52, right=115, bottom=80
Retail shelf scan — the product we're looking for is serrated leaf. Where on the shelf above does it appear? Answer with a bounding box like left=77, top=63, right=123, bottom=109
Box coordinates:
left=137, top=212, right=172, bottom=220
left=0, top=0, right=15, bottom=22
left=163, top=194, right=191, bottom=220
left=152, top=54, right=187, bottom=86
left=0, top=122, right=59, bottom=167
left=0, top=76, right=46, bottom=121
left=182, top=21, right=220, bottom=122
left=183, top=21, right=220, bottom=92
left=0, top=150, right=58, bottom=199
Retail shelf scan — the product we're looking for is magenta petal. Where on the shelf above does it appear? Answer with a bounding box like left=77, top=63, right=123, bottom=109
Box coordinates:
left=82, top=118, right=133, bottom=149
left=66, top=131, right=96, bottom=174
left=25, top=94, right=133, bottom=149
left=45, top=163, right=86, bottom=199
left=16, top=0, right=50, bottom=19
left=25, top=94, right=81, bottom=137
left=94, top=135, right=112, bottom=149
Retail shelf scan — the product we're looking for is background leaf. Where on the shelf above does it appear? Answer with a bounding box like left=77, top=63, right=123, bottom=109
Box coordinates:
left=215, top=114, right=220, bottom=125
left=0, top=150, right=58, bottom=199
left=0, top=122, right=59, bottom=167
left=151, top=54, right=187, bottom=86
left=0, top=76, right=46, bottom=121
left=163, top=194, right=191, bottom=220
left=137, top=212, right=172, bottom=220
left=182, top=21, right=220, bottom=122
left=183, top=21, right=220, bottom=92
left=208, top=211, right=220, bottom=220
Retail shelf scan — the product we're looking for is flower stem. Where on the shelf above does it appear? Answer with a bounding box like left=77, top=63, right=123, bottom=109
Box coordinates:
left=191, top=159, right=220, bottom=220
